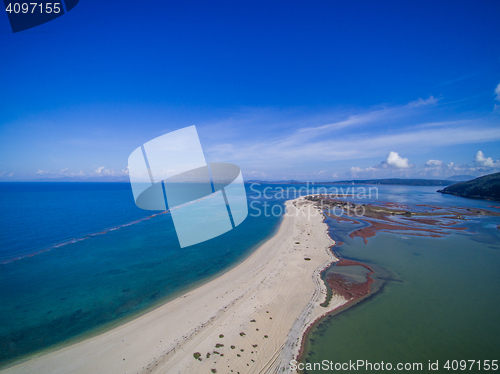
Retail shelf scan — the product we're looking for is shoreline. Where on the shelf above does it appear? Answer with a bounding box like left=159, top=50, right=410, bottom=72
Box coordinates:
left=273, top=203, right=352, bottom=372
left=0, top=209, right=285, bottom=371
left=295, top=194, right=500, bottom=369
left=1, top=196, right=347, bottom=374
left=292, top=219, right=376, bottom=370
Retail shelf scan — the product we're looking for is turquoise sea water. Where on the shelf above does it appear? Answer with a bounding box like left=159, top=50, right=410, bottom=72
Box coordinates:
left=0, top=182, right=287, bottom=365
left=1, top=183, right=499, bottom=369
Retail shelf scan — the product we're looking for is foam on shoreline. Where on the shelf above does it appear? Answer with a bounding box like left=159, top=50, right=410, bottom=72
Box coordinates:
left=1, top=196, right=347, bottom=374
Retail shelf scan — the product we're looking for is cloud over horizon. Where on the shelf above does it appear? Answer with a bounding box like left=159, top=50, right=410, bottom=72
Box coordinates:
left=349, top=150, right=500, bottom=181
left=425, top=160, right=443, bottom=167
left=381, top=152, right=411, bottom=169
left=201, top=96, right=500, bottom=180
left=474, top=151, right=499, bottom=169
left=7, top=94, right=500, bottom=182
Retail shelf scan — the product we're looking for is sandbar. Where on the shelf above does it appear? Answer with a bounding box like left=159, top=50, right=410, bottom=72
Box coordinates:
left=1, top=197, right=346, bottom=374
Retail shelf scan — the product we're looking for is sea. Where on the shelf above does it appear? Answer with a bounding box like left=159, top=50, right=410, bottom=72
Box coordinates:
left=0, top=182, right=499, bottom=371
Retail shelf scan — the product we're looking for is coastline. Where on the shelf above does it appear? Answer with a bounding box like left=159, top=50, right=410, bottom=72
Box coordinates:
left=0, top=204, right=284, bottom=370
left=1, top=196, right=347, bottom=374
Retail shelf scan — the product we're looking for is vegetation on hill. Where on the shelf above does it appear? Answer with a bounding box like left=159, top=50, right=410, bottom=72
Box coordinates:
left=438, top=172, right=500, bottom=201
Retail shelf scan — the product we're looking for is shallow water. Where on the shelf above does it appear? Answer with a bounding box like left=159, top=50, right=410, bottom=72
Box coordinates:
left=301, top=193, right=500, bottom=373
left=0, top=182, right=287, bottom=365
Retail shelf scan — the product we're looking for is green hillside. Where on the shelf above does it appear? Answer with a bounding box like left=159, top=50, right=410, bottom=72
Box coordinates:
left=437, top=172, right=500, bottom=201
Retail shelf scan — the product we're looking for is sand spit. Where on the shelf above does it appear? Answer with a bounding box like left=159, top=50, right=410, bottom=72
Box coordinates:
left=2, top=196, right=347, bottom=374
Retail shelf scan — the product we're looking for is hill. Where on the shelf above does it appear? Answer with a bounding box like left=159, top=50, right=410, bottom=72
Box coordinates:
left=325, top=178, right=453, bottom=186
left=437, top=172, right=500, bottom=201
left=446, top=175, right=474, bottom=182
left=245, top=179, right=454, bottom=186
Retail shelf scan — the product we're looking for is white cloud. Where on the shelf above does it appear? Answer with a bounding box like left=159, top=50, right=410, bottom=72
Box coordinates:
left=206, top=104, right=500, bottom=170
left=494, top=83, right=500, bottom=112
left=288, top=150, right=497, bottom=180
left=0, top=172, right=5, bottom=177
left=33, top=167, right=127, bottom=179
left=425, top=159, right=443, bottom=167
left=201, top=99, right=500, bottom=179
left=474, top=151, right=499, bottom=169
left=8, top=173, right=13, bottom=177
left=381, top=151, right=411, bottom=169
left=349, top=152, right=411, bottom=178
left=95, top=166, right=106, bottom=175
left=94, top=166, right=129, bottom=177
left=416, top=151, right=499, bottom=179
left=59, top=168, right=87, bottom=177
left=295, top=108, right=393, bottom=138
left=407, top=96, right=438, bottom=108
left=267, top=96, right=439, bottom=147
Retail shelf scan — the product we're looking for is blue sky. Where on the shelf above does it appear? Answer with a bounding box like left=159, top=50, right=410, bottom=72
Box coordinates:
left=0, top=0, right=499, bottom=181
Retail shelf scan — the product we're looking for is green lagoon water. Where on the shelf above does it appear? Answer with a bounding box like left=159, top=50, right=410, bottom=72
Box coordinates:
left=302, top=214, right=500, bottom=373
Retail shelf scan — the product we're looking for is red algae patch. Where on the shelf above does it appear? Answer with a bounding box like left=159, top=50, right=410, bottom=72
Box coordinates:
left=349, top=219, right=444, bottom=244
left=326, top=274, right=373, bottom=300
left=305, top=195, right=500, bottom=245
left=326, top=260, right=374, bottom=301
left=348, top=226, right=375, bottom=244
left=403, top=217, right=442, bottom=225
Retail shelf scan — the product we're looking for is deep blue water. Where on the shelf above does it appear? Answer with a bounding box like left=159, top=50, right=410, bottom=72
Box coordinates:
left=0, top=182, right=499, bottom=367
left=0, top=183, right=151, bottom=264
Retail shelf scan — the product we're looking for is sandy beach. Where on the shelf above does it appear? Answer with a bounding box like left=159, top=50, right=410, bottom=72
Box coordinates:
left=2, top=196, right=347, bottom=374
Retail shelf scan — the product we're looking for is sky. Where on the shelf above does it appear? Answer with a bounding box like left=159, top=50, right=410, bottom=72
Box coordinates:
left=1, top=0, right=499, bottom=182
